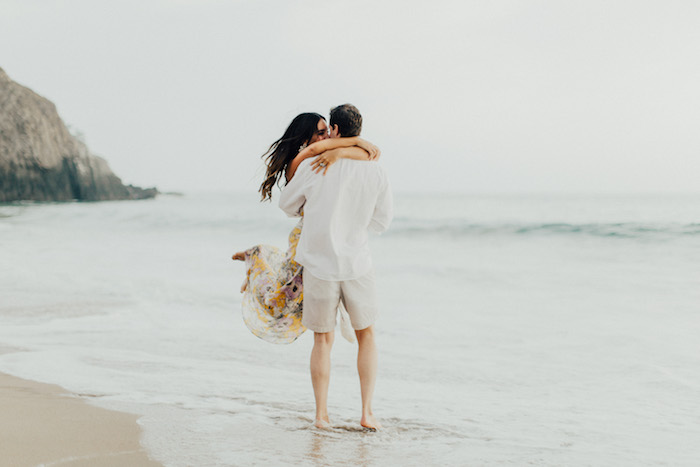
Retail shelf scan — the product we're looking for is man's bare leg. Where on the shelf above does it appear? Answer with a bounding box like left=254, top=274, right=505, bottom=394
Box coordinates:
left=310, top=331, right=334, bottom=428
left=355, top=325, right=381, bottom=430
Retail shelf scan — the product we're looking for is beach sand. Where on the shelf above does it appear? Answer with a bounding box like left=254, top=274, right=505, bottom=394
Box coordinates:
left=0, top=372, right=162, bottom=467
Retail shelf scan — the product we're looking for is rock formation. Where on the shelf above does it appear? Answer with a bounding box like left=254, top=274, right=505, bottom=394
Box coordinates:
left=0, top=67, right=156, bottom=202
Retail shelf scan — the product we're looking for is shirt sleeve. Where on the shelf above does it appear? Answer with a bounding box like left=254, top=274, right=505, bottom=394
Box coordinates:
left=279, top=161, right=311, bottom=218
left=368, top=173, right=393, bottom=234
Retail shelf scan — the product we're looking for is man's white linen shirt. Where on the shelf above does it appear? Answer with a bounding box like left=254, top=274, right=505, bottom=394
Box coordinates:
left=279, top=158, right=392, bottom=281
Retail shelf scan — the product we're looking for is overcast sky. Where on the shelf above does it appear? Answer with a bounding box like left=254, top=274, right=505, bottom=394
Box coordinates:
left=1, top=0, right=699, bottom=194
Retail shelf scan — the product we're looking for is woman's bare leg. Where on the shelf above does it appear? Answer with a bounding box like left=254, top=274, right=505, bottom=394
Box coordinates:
left=231, top=251, right=245, bottom=261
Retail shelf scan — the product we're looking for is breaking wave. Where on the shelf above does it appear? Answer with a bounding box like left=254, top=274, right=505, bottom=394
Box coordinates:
left=385, top=219, right=700, bottom=239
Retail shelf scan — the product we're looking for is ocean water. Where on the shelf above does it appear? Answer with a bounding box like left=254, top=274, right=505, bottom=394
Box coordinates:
left=1, top=192, right=699, bottom=466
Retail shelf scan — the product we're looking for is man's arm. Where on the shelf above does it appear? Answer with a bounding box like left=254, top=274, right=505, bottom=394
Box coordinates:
left=279, top=160, right=312, bottom=217
left=368, top=174, right=393, bottom=234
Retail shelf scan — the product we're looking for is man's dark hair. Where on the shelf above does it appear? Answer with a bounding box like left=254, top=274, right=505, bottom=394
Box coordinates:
left=329, top=104, right=362, bottom=137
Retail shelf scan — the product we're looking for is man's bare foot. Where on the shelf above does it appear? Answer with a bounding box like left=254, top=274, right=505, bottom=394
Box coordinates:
left=231, top=251, right=245, bottom=261
left=314, top=417, right=331, bottom=429
left=360, top=413, right=381, bottom=431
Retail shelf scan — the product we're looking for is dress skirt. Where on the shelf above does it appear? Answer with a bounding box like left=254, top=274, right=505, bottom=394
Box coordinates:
left=240, top=219, right=306, bottom=344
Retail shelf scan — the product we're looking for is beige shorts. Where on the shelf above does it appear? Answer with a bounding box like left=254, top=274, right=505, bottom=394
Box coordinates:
left=302, top=268, right=379, bottom=333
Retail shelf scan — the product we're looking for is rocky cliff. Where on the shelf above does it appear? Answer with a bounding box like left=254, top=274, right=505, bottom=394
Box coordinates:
left=0, top=67, right=156, bottom=202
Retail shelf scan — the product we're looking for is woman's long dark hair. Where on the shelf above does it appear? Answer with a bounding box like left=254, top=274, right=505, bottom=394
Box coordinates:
left=259, top=112, right=325, bottom=202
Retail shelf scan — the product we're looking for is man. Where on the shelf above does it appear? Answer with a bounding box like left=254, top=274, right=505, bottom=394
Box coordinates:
left=278, top=104, right=392, bottom=431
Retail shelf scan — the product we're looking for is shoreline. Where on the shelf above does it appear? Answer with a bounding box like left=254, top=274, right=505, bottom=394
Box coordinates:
left=0, top=372, right=162, bottom=466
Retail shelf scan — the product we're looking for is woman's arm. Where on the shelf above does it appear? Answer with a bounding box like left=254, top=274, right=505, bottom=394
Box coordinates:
left=285, top=137, right=379, bottom=181
left=310, top=147, right=371, bottom=175
left=303, top=137, right=361, bottom=158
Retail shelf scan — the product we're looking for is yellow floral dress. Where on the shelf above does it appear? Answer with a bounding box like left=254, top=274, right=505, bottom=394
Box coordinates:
left=240, top=219, right=306, bottom=344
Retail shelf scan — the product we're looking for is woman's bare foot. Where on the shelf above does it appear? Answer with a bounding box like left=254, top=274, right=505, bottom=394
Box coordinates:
left=360, top=413, right=381, bottom=431
left=231, top=251, right=245, bottom=261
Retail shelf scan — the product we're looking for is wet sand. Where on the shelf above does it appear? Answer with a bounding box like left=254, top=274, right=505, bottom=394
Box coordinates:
left=0, top=372, right=162, bottom=466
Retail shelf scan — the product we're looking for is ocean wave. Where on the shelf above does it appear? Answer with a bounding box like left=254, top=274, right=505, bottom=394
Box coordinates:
left=385, top=220, right=700, bottom=239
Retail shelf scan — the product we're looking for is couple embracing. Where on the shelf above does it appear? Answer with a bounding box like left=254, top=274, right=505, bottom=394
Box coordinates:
left=232, top=104, right=392, bottom=431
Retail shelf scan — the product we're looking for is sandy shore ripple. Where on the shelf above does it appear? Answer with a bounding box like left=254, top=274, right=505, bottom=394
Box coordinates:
left=0, top=372, right=162, bottom=467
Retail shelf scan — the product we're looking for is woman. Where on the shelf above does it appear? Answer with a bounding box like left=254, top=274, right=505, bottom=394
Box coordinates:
left=232, top=112, right=378, bottom=344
